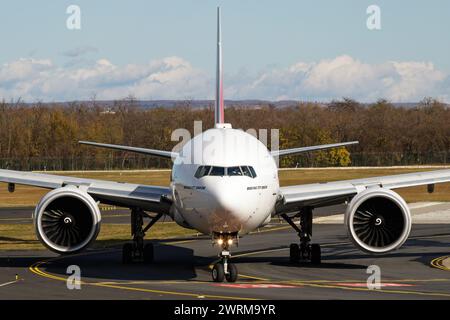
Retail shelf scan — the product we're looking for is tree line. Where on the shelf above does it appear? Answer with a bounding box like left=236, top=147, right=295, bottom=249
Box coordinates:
left=0, top=97, right=449, bottom=170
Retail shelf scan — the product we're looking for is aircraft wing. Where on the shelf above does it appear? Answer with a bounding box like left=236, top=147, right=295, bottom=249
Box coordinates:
left=276, top=169, right=450, bottom=214
left=0, top=169, right=172, bottom=214
left=271, top=141, right=359, bottom=157
left=79, top=141, right=178, bottom=159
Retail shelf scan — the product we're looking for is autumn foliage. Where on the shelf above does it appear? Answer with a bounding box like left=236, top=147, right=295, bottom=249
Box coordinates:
left=0, top=98, right=448, bottom=170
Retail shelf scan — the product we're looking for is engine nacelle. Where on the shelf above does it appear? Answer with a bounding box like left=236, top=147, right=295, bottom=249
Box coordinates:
left=34, top=186, right=101, bottom=254
left=345, top=188, right=411, bottom=254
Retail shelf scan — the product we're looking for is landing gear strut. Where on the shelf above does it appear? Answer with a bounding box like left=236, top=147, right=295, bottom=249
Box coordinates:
left=281, top=207, right=321, bottom=264
left=122, top=208, right=163, bottom=264
left=211, top=233, right=238, bottom=283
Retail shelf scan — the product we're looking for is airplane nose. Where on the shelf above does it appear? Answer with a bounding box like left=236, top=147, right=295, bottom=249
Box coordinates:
left=213, top=189, right=241, bottom=215
left=201, top=178, right=274, bottom=234
left=206, top=180, right=251, bottom=231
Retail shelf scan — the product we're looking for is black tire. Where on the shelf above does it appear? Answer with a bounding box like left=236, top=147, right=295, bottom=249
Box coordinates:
left=289, top=243, right=300, bottom=263
left=212, top=263, right=225, bottom=282
left=143, top=243, right=154, bottom=263
left=311, top=243, right=321, bottom=264
left=122, top=243, right=133, bottom=264
left=225, top=263, right=238, bottom=282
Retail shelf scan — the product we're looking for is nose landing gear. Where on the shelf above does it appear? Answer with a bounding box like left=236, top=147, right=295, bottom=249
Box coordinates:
left=282, top=207, right=321, bottom=264
left=211, top=233, right=238, bottom=282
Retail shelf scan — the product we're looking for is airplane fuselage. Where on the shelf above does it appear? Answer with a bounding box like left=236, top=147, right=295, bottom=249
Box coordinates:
left=170, top=124, right=279, bottom=235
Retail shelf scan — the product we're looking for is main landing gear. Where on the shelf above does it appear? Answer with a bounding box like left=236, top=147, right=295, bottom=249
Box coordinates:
left=211, top=233, right=238, bottom=283
left=122, top=208, right=163, bottom=264
left=281, top=207, right=321, bottom=264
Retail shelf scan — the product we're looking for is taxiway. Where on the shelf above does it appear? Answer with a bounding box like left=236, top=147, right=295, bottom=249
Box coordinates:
left=0, top=203, right=449, bottom=300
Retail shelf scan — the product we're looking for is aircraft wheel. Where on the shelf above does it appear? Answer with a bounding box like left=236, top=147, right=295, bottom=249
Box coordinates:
left=143, top=243, right=154, bottom=263
left=122, top=243, right=133, bottom=264
left=212, top=263, right=225, bottom=282
left=311, top=244, right=321, bottom=264
left=225, top=263, right=238, bottom=282
left=289, top=243, right=300, bottom=263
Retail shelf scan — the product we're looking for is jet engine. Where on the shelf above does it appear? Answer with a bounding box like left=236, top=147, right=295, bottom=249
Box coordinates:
left=345, top=188, right=411, bottom=254
left=34, top=186, right=101, bottom=254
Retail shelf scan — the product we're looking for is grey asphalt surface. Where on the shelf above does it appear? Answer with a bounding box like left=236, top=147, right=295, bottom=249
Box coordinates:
left=0, top=204, right=449, bottom=299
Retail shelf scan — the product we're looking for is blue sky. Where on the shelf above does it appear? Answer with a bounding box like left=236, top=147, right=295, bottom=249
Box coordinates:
left=0, top=0, right=449, bottom=102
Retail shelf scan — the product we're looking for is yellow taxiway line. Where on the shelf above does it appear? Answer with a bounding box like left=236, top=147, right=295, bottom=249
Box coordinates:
left=27, top=239, right=259, bottom=300
left=27, top=223, right=293, bottom=299
left=231, top=235, right=450, bottom=298
left=431, top=255, right=450, bottom=272
left=28, top=259, right=257, bottom=300
left=27, top=228, right=450, bottom=299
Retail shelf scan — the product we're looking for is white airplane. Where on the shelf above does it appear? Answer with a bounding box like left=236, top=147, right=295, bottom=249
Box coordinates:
left=1, top=7, right=450, bottom=283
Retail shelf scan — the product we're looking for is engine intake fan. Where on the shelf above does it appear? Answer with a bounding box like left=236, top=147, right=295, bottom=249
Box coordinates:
left=345, top=188, right=411, bottom=254
left=34, top=186, right=101, bottom=254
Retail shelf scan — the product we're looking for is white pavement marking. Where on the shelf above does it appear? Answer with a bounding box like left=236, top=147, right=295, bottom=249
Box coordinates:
left=314, top=214, right=344, bottom=224
left=314, top=202, right=450, bottom=224
left=408, top=202, right=443, bottom=209
left=0, top=280, right=18, bottom=288
left=411, top=209, right=450, bottom=224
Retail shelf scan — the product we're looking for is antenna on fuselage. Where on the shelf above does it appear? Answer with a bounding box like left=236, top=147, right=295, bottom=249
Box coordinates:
left=215, top=6, right=225, bottom=124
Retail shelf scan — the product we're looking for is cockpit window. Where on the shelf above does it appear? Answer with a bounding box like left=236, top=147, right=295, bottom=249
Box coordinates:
left=209, top=166, right=225, bottom=176
left=227, top=166, right=243, bottom=176
left=248, top=166, right=257, bottom=178
left=240, top=166, right=252, bottom=178
left=195, top=165, right=256, bottom=178
left=194, top=165, right=211, bottom=178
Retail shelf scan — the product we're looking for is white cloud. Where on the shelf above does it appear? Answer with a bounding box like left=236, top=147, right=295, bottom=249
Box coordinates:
left=385, top=61, right=446, bottom=101
left=231, top=55, right=448, bottom=102
left=0, top=55, right=448, bottom=102
left=0, top=58, right=52, bottom=84
left=0, top=56, right=212, bottom=101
